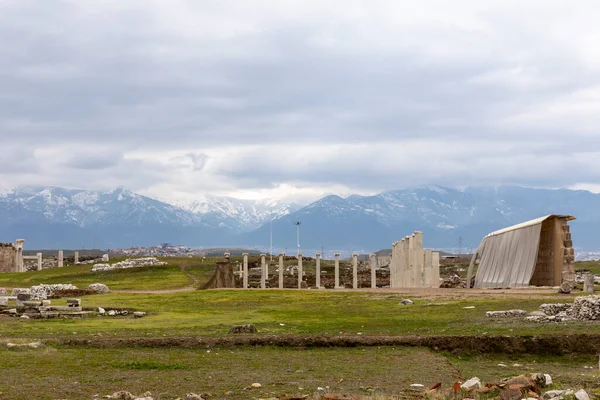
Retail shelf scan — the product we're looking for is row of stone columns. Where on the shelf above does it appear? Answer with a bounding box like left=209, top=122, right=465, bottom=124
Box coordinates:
left=390, top=231, right=440, bottom=288
left=238, top=252, right=379, bottom=289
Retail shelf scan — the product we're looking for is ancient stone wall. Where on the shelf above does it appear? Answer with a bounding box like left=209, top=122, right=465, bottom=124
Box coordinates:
left=0, top=243, right=17, bottom=273
left=530, top=217, right=575, bottom=287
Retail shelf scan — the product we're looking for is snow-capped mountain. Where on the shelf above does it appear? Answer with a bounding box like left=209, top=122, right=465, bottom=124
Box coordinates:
left=2, top=184, right=600, bottom=251
left=245, top=185, right=600, bottom=251
left=176, top=195, right=301, bottom=232
left=0, top=186, right=202, bottom=227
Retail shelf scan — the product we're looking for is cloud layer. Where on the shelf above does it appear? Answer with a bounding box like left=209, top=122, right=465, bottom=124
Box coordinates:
left=1, top=0, right=600, bottom=204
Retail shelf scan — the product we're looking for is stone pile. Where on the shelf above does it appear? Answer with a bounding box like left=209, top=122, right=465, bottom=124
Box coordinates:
left=539, top=303, right=572, bottom=316
left=92, top=257, right=166, bottom=272
left=88, top=283, right=110, bottom=293
left=440, top=274, right=466, bottom=288
left=485, top=309, right=528, bottom=318
left=524, top=296, right=600, bottom=323
left=571, top=295, right=600, bottom=320
left=30, top=284, right=79, bottom=300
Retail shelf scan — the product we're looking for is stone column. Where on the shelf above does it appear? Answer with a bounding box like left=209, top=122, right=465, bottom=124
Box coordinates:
left=432, top=252, right=440, bottom=288
left=370, top=253, right=377, bottom=289
left=315, top=253, right=321, bottom=288
left=402, top=237, right=410, bottom=288
left=74, top=251, right=79, bottom=264
left=36, top=253, right=43, bottom=271
left=297, top=254, right=303, bottom=289
left=414, top=232, right=424, bottom=287
left=334, top=253, right=340, bottom=289
left=58, top=250, right=64, bottom=268
left=424, top=249, right=433, bottom=288
left=14, top=239, right=24, bottom=272
left=242, top=253, right=249, bottom=289
left=352, top=253, right=358, bottom=289
left=260, top=254, right=266, bottom=289
left=390, top=243, right=396, bottom=288
left=584, top=273, right=595, bottom=293
left=278, top=254, right=284, bottom=289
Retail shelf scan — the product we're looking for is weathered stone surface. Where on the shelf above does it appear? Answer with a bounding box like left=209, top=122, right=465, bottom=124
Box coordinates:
left=11, top=288, right=30, bottom=297
left=575, top=389, right=591, bottom=400
left=111, top=391, right=134, bottom=400
left=0, top=297, right=7, bottom=306
left=228, top=324, right=258, bottom=334
left=461, top=377, right=481, bottom=390
left=559, top=282, right=572, bottom=294
left=185, top=394, right=204, bottom=400
left=486, top=310, right=527, bottom=318
left=539, top=303, right=572, bottom=316
left=98, top=307, right=106, bottom=315
left=0, top=288, right=6, bottom=296
left=102, top=254, right=110, bottom=262
left=88, top=283, right=110, bottom=294
left=133, top=312, right=146, bottom=318
left=400, top=299, right=413, bottom=305
left=571, top=295, right=600, bottom=321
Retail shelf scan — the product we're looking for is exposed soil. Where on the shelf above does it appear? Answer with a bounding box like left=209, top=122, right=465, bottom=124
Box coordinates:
left=43, top=333, right=600, bottom=355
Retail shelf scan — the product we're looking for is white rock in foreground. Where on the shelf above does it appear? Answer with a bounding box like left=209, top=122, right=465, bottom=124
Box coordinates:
left=461, top=377, right=481, bottom=390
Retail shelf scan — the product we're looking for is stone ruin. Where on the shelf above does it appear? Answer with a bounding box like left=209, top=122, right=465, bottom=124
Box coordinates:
left=202, top=253, right=235, bottom=289
left=92, top=257, right=166, bottom=272
left=389, top=232, right=441, bottom=288
left=0, top=239, right=25, bottom=273
left=487, top=295, right=600, bottom=323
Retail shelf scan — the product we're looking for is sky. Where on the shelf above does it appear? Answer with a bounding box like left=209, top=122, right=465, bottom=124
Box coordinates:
left=2, top=0, right=600, bottom=205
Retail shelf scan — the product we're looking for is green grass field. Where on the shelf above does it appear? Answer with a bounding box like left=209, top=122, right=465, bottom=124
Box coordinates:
left=1, top=257, right=600, bottom=399
left=1, top=345, right=598, bottom=400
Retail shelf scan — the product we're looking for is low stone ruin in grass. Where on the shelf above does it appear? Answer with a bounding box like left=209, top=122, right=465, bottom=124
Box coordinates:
left=92, top=257, right=166, bottom=272
left=487, top=295, right=600, bottom=323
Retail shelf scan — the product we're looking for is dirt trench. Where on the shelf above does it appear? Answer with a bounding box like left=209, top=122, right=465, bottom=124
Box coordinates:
left=47, top=333, right=600, bottom=355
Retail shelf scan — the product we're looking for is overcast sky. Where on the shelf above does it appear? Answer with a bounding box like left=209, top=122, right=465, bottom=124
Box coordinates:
left=1, top=0, right=600, bottom=204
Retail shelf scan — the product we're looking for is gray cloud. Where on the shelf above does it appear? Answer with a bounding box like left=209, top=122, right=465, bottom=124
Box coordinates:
left=1, top=1, right=600, bottom=202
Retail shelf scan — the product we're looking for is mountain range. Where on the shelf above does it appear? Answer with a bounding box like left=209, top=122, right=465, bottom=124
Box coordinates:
left=1, top=185, right=599, bottom=253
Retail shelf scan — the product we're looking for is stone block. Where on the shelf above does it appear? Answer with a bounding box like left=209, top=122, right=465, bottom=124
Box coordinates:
left=0, top=297, right=8, bottom=307
left=66, top=298, right=81, bottom=307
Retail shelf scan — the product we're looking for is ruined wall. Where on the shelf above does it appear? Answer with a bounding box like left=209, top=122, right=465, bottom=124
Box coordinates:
left=530, top=217, right=575, bottom=287
left=530, top=219, right=555, bottom=286
left=0, top=244, right=17, bottom=273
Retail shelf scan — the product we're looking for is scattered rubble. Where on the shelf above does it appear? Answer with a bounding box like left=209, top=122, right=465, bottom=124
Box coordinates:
left=92, top=257, right=166, bottom=272
left=440, top=274, right=466, bottom=288
left=30, top=284, right=78, bottom=300
left=539, top=303, right=572, bottom=316
left=571, top=295, right=600, bottom=320
left=88, top=283, right=110, bottom=294
left=399, top=299, right=413, bottom=305
left=524, top=296, right=600, bottom=323
left=486, top=310, right=528, bottom=318
left=228, top=324, right=258, bottom=334
left=6, top=341, right=43, bottom=350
